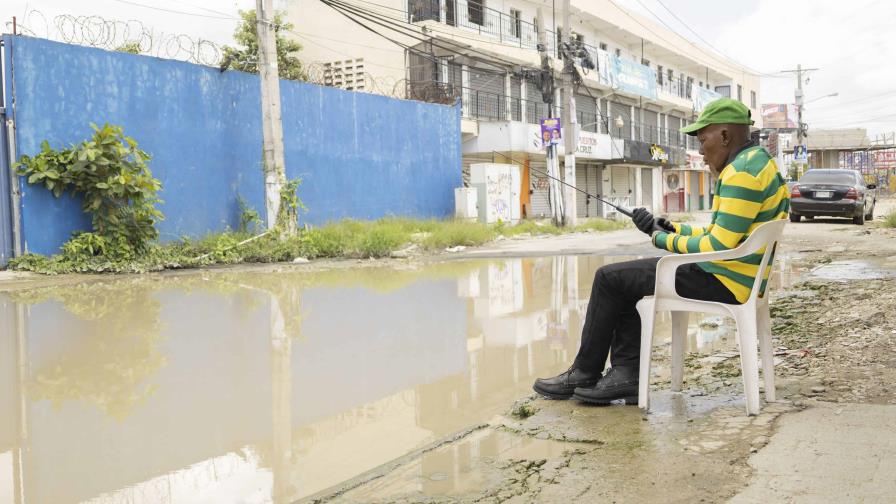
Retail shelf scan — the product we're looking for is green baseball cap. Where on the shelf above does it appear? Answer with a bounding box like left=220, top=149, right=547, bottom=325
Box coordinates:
left=680, top=98, right=754, bottom=136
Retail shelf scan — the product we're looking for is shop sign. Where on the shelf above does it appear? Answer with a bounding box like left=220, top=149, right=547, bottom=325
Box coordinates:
left=650, top=144, right=669, bottom=163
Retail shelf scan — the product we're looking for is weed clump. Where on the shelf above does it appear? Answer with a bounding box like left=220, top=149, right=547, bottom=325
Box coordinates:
left=7, top=216, right=628, bottom=275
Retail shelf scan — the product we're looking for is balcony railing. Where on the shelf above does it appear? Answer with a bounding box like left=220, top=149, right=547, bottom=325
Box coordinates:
left=658, top=78, right=692, bottom=100
left=414, top=80, right=698, bottom=151
left=408, top=0, right=557, bottom=55
left=406, top=1, right=716, bottom=112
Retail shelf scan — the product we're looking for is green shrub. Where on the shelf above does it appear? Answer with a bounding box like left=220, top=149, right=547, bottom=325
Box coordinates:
left=884, top=211, right=896, bottom=228
left=423, top=220, right=495, bottom=250
left=16, top=124, right=163, bottom=258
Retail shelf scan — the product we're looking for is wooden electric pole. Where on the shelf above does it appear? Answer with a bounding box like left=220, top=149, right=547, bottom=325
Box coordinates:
left=256, top=0, right=290, bottom=233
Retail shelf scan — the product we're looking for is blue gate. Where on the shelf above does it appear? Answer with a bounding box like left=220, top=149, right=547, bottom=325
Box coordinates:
left=0, top=38, right=14, bottom=266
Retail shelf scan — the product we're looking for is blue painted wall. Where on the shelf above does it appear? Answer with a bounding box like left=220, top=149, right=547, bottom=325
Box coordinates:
left=4, top=35, right=461, bottom=255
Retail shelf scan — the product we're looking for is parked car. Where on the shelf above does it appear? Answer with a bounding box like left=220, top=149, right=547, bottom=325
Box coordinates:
left=789, top=169, right=876, bottom=225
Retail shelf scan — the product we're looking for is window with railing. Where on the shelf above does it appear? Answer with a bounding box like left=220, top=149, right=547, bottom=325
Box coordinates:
left=468, top=0, right=484, bottom=26
left=510, top=9, right=521, bottom=38
left=408, top=0, right=440, bottom=22
left=409, top=0, right=556, bottom=52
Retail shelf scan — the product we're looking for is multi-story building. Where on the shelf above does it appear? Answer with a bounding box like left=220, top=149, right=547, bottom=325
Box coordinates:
left=288, top=0, right=762, bottom=218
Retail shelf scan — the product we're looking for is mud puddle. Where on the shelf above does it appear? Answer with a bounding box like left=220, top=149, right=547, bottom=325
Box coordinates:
left=809, top=259, right=896, bottom=281
left=0, top=253, right=804, bottom=503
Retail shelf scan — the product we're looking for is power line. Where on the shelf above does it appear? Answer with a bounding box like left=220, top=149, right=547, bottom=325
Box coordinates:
left=320, top=0, right=534, bottom=72
left=318, top=0, right=442, bottom=66
left=325, top=0, right=562, bottom=58
left=155, top=0, right=239, bottom=18
left=837, top=112, right=896, bottom=125
left=611, top=0, right=776, bottom=79
left=812, top=90, right=896, bottom=110
left=809, top=101, right=896, bottom=122
left=110, top=0, right=240, bottom=20
left=649, top=0, right=786, bottom=79
left=288, top=32, right=409, bottom=73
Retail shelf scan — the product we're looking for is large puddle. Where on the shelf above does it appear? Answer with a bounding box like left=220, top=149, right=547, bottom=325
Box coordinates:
left=0, top=255, right=800, bottom=503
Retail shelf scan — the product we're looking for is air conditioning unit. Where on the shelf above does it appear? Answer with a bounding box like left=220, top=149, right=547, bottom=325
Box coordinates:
left=666, top=172, right=681, bottom=191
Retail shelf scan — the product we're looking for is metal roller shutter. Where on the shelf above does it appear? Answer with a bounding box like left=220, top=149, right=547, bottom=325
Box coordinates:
left=643, top=110, right=659, bottom=144
left=609, top=101, right=631, bottom=139
left=576, top=164, right=587, bottom=217
left=576, top=93, right=598, bottom=132
left=641, top=167, right=654, bottom=212
left=529, top=162, right=552, bottom=218
left=468, top=68, right=505, bottom=120
left=525, top=77, right=547, bottom=124
left=669, top=115, right=685, bottom=149
left=611, top=166, right=631, bottom=196
left=510, top=76, right=522, bottom=121
left=576, top=164, right=601, bottom=218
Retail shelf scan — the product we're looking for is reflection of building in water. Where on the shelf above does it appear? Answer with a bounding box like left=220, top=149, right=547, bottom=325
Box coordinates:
left=0, top=257, right=633, bottom=503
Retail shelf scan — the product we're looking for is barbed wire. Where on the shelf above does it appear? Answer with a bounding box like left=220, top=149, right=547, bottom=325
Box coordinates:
left=9, top=9, right=224, bottom=66
left=304, top=62, right=407, bottom=99
left=8, top=8, right=411, bottom=100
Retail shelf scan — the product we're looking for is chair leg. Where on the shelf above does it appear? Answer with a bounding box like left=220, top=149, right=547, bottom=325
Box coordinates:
left=736, top=312, right=761, bottom=416
left=758, top=303, right=776, bottom=402
left=670, top=311, right=688, bottom=392
left=636, top=300, right=655, bottom=411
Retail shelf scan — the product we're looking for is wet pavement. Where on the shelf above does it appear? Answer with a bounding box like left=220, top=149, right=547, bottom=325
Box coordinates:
left=0, top=253, right=801, bottom=503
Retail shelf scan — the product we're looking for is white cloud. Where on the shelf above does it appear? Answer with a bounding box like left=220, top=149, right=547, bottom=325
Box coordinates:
left=617, top=0, right=896, bottom=136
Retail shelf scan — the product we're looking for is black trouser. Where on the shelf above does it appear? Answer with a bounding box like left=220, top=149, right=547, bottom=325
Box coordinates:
left=572, top=257, right=739, bottom=374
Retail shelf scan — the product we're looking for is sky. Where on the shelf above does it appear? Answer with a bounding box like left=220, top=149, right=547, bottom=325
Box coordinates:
left=2, top=0, right=895, bottom=138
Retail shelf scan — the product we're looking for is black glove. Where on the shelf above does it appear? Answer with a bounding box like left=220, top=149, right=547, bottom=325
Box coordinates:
left=632, top=208, right=675, bottom=236
left=656, top=217, right=675, bottom=232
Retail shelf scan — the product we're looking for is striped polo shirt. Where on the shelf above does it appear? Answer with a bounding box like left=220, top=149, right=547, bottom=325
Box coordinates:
left=652, top=145, right=790, bottom=303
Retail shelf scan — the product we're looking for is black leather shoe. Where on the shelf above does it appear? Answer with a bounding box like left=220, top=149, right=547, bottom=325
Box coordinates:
left=572, top=366, right=639, bottom=405
left=533, top=367, right=601, bottom=399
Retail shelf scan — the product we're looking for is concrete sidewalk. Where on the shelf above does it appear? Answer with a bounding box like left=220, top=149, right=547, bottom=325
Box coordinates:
left=730, top=402, right=896, bottom=504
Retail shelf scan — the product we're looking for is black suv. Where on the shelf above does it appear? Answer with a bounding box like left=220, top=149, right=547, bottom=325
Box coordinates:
left=789, top=169, right=876, bottom=225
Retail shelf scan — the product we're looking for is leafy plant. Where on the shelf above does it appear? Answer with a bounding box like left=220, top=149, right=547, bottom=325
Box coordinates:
left=276, top=177, right=306, bottom=233
left=16, top=123, right=164, bottom=258
left=219, top=9, right=307, bottom=81
left=115, top=42, right=141, bottom=54
left=237, top=195, right=263, bottom=233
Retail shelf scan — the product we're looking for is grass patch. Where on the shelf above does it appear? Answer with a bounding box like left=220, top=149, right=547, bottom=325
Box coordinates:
left=422, top=220, right=495, bottom=250
left=574, top=218, right=631, bottom=232
left=883, top=211, right=896, bottom=228
left=6, top=216, right=631, bottom=275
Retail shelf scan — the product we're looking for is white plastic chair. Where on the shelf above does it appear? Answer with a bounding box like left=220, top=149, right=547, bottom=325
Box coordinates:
left=636, top=219, right=786, bottom=416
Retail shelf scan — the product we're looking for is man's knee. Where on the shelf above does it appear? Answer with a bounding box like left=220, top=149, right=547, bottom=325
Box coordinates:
left=593, top=258, right=659, bottom=296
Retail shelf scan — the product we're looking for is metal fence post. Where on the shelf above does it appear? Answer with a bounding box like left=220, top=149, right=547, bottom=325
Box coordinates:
left=498, top=12, right=503, bottom=42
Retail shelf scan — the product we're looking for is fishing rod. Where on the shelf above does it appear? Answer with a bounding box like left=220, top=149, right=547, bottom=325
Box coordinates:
left=493, top=152, right=634, bottom=218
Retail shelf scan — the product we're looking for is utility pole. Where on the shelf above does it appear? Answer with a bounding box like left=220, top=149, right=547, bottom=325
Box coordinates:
left=535, top=8, right=563, bottom=226
left=560, top=0, right=577, bottom=227
left=256, top=0, right=290, bottom=233
left=781, top=64, right=818, bottom=177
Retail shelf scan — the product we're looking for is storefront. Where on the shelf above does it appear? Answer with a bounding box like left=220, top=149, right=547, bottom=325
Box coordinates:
left=663, top=151, right=712, bottom=213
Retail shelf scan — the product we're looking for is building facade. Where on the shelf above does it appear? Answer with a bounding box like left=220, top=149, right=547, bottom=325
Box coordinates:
left=288, top=0, right=762, bottom=218
left=807, top=129, right=895, bottom=192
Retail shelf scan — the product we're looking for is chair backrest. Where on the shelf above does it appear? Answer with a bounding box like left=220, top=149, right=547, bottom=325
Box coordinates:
left=741, top=219, right=787, bottom=302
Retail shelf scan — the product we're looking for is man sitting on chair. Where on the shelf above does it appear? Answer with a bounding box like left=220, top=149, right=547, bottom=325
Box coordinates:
left=533, top=98, right=790, bottom=404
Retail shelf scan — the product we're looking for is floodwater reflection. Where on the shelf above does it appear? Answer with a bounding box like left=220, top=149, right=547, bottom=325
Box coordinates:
left=0, top=254, right=798, bottom=503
